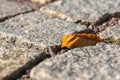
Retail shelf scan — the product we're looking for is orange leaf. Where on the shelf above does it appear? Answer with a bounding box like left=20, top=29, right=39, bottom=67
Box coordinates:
left=61, top=33, right=104, bottom=48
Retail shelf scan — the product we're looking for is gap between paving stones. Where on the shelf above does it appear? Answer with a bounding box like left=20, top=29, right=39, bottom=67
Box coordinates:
left=5, top=0, right=119, bottom=34
left=2, top=52, right=50, bottom=80
left=0, top=0, right=55, bottom=22
left=0, top=10, right=87, bottom=79
left=25, top=11, right=119, bottom=78
left=39, top=0, right=120, bottom=27
left=1, top=14, right=120, bottom=80
left=0, top=11, right=119, bottom=80
left=0, top=32, right=60, bottom=80
left=1, top=23, right=119, bottom=80
left=93, top=12, right=120, bottom=33
left=0, top=10, right=35, bottom=22
left=40, top=7, right=120, bottom=35
left=17, top=25, right=120, bottom=80
left=0, top=1, right=119, bottom=79
left=30, top=43, right=120, bottom=80
left=14, top=1, right=120, bottom=79
left=44, top=11, right=120, bottom=37
left=75, top=12, right=120, bottom=27
left=40, top=6, right=120, bottom=32
left=0, top=32, right=49, bottom=80
left=94, top=12, right=120, bottom=26
left=17, top=45, right=70, bottom=80
left=0, top=32, right=69, bottom=57
left=0, top=31, right=69, bottom=80
left=75, top=12, right=120, bottom=26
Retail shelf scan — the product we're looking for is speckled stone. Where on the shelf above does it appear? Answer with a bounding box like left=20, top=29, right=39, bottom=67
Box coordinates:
left=98, top=21, right=120, bottom=39
left=0, top=11, right=87, bottom=48
left=30, top=43, right=120, bottom=80
left=0, top=33, right=45, bottom=80
left=0, top=0, right=35, bottom=20
left=40, top=0, right=120, bottom=22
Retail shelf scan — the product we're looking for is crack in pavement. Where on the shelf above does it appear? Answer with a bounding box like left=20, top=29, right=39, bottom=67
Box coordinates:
left=0, top=9, right=35, bottom=22
left=0, top=0, right=55, bottom=22
left=94, top=12, right=120, bottom=26
left=0, top=0, right=120, bottom=80
left=4, top=13, right=120, bottom=80
left=74, top=12, right=120, bottom=34
left=40, top=8, right=120, bottom=34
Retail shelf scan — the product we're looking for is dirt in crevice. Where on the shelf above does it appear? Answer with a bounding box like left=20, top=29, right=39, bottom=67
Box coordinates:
left=0, top=33, right=70, bottom=80
left=93, top=16, right=120, bottom=33
left=74, top=19, right=92, bottom=27
left=43, top=45, right=71, bottom=57
left=89, top=12, right=120, bottom=34
left=74, top=13, right=120, bottom=34
left=16, top=45, right=70, bottom=80
left=94, top=12, right=120, bottom=26
left=3, top=15, right=120, bottom=79
left=74, top=12, right=120, bottom=34
left=3, top=53, right=51, bottom=80
left=0, top=31, right=71, bottom=80
left=0, top=1, right=119, bottom=79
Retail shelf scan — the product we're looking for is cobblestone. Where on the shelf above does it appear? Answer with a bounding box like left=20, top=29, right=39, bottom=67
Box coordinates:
left=40, top=0, right=120, bottom=22
left=0, top=0, right=36, bottom=21
left=0, top=11, right=86, bottom=48
left=30, top=43, right=120, bottom=80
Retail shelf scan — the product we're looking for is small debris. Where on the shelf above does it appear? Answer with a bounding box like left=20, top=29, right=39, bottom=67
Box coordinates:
left=43, top=45, right=70, bottom=56
left=75, top=19, right=91, bottom=26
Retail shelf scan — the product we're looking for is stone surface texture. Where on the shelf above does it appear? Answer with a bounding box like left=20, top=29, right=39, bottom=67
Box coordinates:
left=98, top=21, right=120, bottom=39
left=0, top=0, right=35, bottom=20
left=30, top=43, right=120, bottom=80
left=0, top=11, right=86, bottom=48
left=40, top=0, right=120, bottom=22
left=0, top=33, right=43, bottom=80
left=0, top=0, right=120, bottom=80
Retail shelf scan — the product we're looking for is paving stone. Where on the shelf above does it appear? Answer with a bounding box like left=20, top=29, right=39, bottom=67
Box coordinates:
left=0, top=11, right=87, bottom=48
left=30, top=43, right=120, bottom=80
left=0, top=32, right=46, bottom=80
left=0, top=0, right=35, bottom=20
left=98, top=21, right=120, bottom=39
left=40, top=0, right=120, bottom=22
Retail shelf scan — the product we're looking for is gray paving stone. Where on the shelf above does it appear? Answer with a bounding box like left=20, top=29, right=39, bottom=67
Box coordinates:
left=0, top=32, right=45, bottom=80
left=30, top=43, right=120, bottom=80
left=98, top=21, right=120, bottom=39
left=0, top=11, right=87, bottom=48
left=40, top=0, right=120, bottom=22
left=0, top=0, right=34, bottom=20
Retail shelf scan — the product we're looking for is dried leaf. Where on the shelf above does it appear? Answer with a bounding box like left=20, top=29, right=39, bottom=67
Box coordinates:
left=61, top=33, right=104, bottom=48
